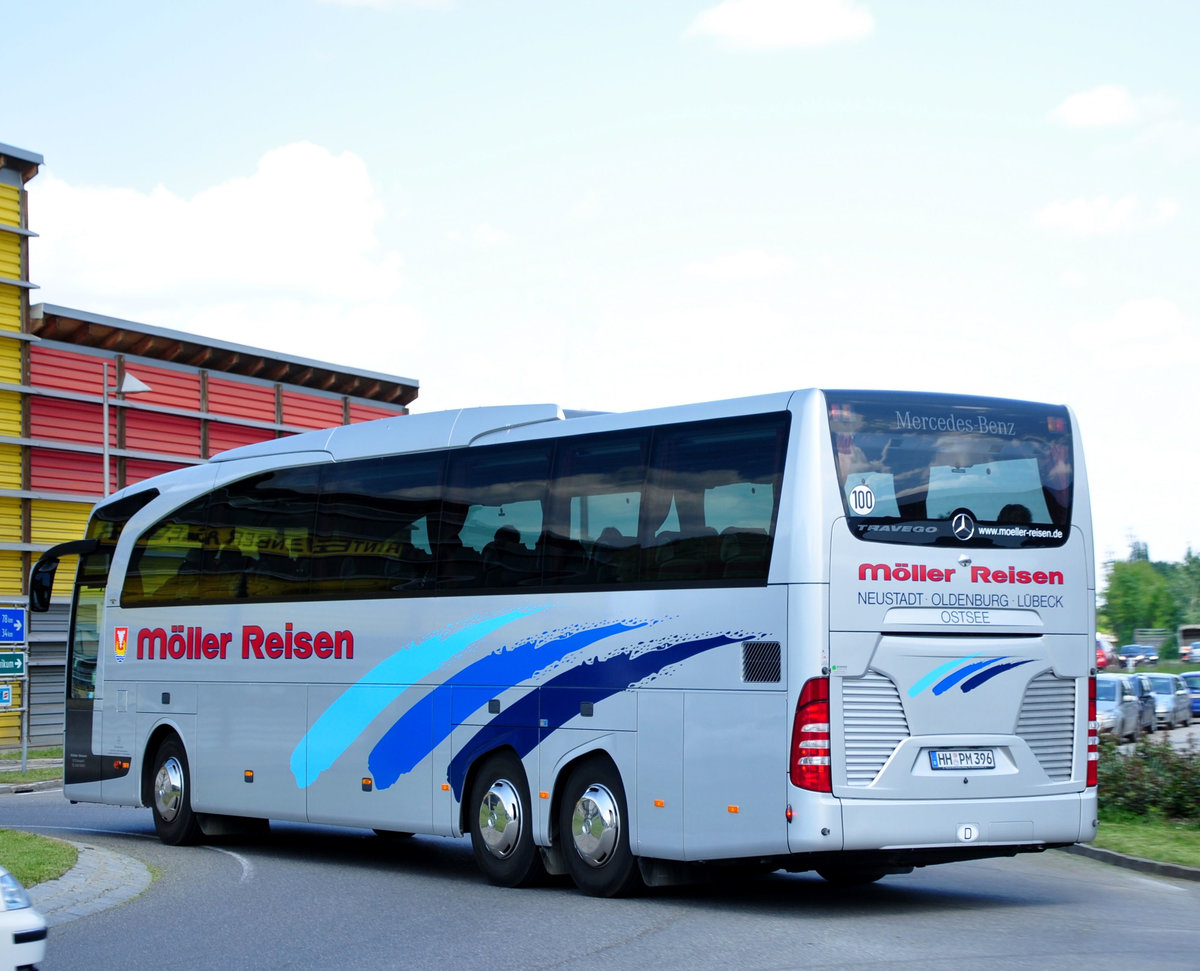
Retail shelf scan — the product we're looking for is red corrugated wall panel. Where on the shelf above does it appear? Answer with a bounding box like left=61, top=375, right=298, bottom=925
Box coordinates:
left=282, top=390, right=343, bottom=429
left=31, top=447, right=106, bottom=494
left=208, top=377, right=276, bottom=422
left=30, top=346, right=105, bottom=394
left=125, top=413, right=202, bottom=457
left=125, top=458, right=188, bottom=487
left=208, top=422, right=274, bottom=456
left=30, top=397, right=111, bottom=446
left=348, top=402, right=406, bottom=423
left=118, top=362, right=201, bottom=410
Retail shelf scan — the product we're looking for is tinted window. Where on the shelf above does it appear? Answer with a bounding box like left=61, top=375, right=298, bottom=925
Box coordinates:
left=827, top=391, right=1072, bottom=548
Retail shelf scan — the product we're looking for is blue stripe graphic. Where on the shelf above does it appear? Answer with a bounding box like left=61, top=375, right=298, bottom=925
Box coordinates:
left=445, top=633, right=743, bottom=798
left=367, top=621, right=649, bottom=789
left=908, top=653, right=983, bottom=698
left=932, top=657, right=1009, bottom=696
left=290, top=607, right=543, bottom=788
left=960, top=658, right=1035, bottom=692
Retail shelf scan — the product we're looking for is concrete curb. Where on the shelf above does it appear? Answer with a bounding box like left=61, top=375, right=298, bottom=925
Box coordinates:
left=1058, top=842, right=1200, bottom=882
left=28, top=841, right=153, bottom=926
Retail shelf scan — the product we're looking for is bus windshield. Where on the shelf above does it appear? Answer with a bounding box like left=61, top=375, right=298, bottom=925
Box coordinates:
left=827, top=391, right=1073, bottom=548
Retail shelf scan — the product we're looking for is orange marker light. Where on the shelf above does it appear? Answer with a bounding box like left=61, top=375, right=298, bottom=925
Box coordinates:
left=539, top=791, right=549, bottom=800
left=728, top=805, right=740, bottom=814
left=653, top=799, right=665, bottom=808
left=441, top=783, right=451, bottom=791
left=243, top=770, right=254, bottom=783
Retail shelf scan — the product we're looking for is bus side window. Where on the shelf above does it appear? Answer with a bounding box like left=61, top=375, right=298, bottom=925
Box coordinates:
left=642, top=414, right=788, bottom=584
left=443, top=443, right=551, bottom=592
left=550, top=431, right=649, bottom=587
left=122, top=497, right=209, bottom=605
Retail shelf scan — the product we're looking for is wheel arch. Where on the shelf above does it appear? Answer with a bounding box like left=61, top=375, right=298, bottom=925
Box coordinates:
left=140, top=721, right=188, bottom=808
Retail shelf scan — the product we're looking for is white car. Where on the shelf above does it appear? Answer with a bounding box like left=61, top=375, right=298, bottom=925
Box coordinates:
left=0, top=865, right=47, bottom=970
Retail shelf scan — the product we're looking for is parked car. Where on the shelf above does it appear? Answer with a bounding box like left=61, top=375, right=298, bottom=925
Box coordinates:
left=0, top=865, right=47, bottom=970
left=1117, top=645, right=1145, bottom=668
left=1182, top=672, right=1200, bottom=716
left=1095, top=644, right=1108, bottom=669
left=1095, top=673, right=1141, bottom=741
left=1129, top=673, right=1157, bottom=735
left=1146, top=673, right=1191, bottom=729
left=1142, top=645, right=1161, bottom=664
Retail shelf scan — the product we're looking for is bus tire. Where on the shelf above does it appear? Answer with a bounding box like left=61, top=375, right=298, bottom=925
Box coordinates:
left=558, top=757, right=642, bottom=898
left=151, top=736, right=204, bottom=846
left=468, top=751, right=545, bottom=888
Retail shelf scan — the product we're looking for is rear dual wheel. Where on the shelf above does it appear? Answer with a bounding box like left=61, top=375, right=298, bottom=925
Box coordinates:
left=558, top=757, right=642, bottom=898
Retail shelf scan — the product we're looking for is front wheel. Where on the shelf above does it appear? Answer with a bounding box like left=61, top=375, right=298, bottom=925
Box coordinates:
left=468, top=751, right=545, bottom=888
left=558, top=757, right=642, bottom=898
left=150, top=736, right=203, bottom=846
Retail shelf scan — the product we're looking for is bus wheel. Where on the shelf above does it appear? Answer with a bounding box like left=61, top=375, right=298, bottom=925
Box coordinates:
left=151, top=737, right=203, bottom=846
left=558, top=757, right=642, bottom=897
left=468, top=752, right=545, bottom=888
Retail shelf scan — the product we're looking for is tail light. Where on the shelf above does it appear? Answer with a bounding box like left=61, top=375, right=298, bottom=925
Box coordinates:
left=791, top=677, right=831, bottom=792
left=1086, top=675, right=1098, bottom=787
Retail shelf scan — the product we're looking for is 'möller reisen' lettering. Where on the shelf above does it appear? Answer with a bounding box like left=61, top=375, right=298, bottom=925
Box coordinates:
left=136, top=624, right=354, bottom=660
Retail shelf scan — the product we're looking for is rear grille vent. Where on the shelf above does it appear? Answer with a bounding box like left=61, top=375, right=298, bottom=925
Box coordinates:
left=842, top=672, right=911, bottom=786
left=1016, top=671, right=1076, bottom=782
left=742, top=641, right=781, bottom=683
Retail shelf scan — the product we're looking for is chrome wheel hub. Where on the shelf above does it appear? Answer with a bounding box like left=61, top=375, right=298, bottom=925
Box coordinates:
left=478, top=778, right=522, bottom=859
left=570, top=783, right=619, bottom=868
left=154, top=756, right=184, bottom=822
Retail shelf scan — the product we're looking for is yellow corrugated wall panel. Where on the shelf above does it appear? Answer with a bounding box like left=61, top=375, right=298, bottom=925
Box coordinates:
left=0, top=185, right=18, bottom=227
left=0, top=497, right=19, bottom=542
left=0, top=285, right=19, bottom=333
left=31, top=500, right=91, bottom=547
left=0, top=390, right=20, bottom=437
left=0, top=333, right=20, bottom=381
left=0, top=444, right=18, bottom=490
left=0, top=550, right=23, bottom=599
left=0, top=234, right=18, bottom=280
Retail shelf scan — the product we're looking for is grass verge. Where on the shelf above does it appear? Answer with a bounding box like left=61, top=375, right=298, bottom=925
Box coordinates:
left=1093, top=812, right=1200, bottom=868
left=0, top=747, right=62, bottom=761
left=0, top=828, right=77, bottom=887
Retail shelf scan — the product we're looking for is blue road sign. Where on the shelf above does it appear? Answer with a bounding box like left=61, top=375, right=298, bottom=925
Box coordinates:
left=0, top=607, right=26, bottom=644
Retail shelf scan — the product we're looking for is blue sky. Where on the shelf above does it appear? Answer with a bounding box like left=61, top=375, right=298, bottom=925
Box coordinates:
left=6, top=0, right=1200, bottom=571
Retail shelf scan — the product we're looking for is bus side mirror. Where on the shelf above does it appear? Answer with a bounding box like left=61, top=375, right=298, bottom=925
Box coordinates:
left=28, top=538, right=100, bottom=612
left=29, top=558, right=57, bottom=612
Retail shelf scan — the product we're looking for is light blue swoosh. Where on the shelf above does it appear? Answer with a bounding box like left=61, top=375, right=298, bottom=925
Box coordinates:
left=290, top=607, right=543, bottom=787
left=908, top=652, right=984, bottom=698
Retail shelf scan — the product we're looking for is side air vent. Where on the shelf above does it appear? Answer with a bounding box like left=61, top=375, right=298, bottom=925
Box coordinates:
left=742, top=641, right=782, bottom=683
left=1016, top=671, right=1076, bottom=782
left=842, top=672, right=911, bottom=786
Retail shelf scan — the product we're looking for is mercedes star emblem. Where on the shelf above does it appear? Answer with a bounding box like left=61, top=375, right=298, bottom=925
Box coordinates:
left=952, top=512, right=976, bottom=542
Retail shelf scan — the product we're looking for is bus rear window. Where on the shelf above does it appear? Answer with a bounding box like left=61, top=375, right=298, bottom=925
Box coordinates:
left=826, top=391, right=1073, bottom=548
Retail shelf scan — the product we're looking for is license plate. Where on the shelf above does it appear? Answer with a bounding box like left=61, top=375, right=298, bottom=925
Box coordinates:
left=929, top=748, right=995, bottom=770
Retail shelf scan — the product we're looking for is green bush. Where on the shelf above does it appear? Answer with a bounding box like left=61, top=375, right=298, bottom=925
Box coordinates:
left=1097, top=733, right=1200, bottom=822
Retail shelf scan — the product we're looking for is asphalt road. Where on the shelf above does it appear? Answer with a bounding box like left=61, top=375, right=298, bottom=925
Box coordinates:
left=4, top=788, right=1200, bottom=970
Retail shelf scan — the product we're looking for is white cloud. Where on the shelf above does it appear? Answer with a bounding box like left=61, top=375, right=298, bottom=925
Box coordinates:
left=1051, top=85, right=1140, bottom=127
left=1050, top=84, right=1176, bottom=128
left=29, top=142, right=430, bottom=380
left=33, top=142, right=405, bottom=302
left=685, top=0, right=874, bottom=50
left=685, top=249, right=793, bottom=283
left=1071, top=297, right=1200, bottom=372
left=1032, top=195, right=1177, bottom=234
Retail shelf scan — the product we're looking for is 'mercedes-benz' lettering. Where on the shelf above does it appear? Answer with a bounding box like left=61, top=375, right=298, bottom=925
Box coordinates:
left=894, top=411, right=1016, bottom=436
left=136, top=624, right=354, bottom=661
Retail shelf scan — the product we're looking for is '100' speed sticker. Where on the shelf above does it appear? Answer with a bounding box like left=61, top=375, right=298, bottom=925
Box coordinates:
left=849, top=483, right=875, bottom=515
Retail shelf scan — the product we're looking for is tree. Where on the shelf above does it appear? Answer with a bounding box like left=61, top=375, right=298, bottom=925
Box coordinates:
left=1101, top=558, right=1177, bottom=646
